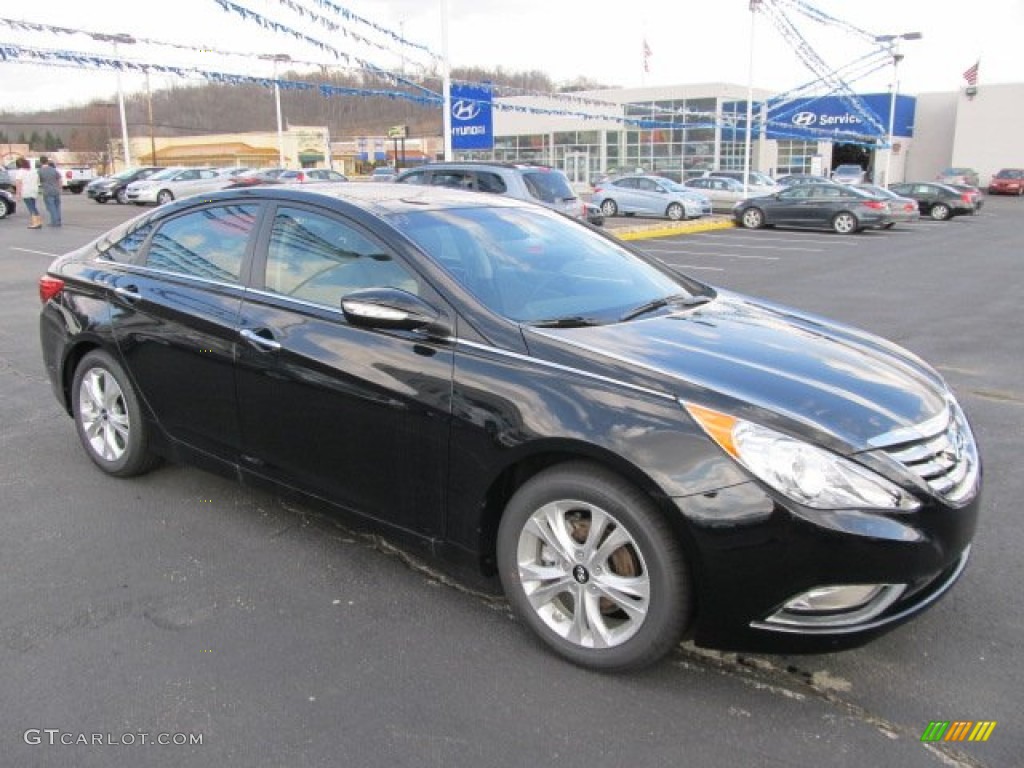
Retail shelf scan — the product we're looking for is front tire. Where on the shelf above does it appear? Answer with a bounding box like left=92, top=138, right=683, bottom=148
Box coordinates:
left=741, top=207, right=765, bottom=229
left=497, top=462, right=692, bottom=671
left=116, top=188, right=129, bottom=205
left=71, top=350, right=159, bottom=477
left=831, top=211, right=858, bottom=234
left=666, top=202, right=685, bottom=221
left=931, top=203, right=951, bottom=221
left=156, top=189, right=174, bottom=205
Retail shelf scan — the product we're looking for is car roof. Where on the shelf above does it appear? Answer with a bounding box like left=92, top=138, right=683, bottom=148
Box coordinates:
left=193, top=182, right=532, bottom=217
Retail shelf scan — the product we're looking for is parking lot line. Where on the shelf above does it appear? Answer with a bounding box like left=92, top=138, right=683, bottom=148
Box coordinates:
left=647, top=248, right=780, bottom=261
left=654, top=258, right=724, bottom=271
left=10, top=247, right=61, bottom=257
left=645, top=241, right=822, bottom=253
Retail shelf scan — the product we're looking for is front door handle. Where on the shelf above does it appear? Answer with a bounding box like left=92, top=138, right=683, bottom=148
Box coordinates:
left=240, top=328, right=282, bottom=352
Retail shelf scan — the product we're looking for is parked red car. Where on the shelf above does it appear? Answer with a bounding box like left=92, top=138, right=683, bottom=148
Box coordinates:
left=987, top=168, right=1024, bottom=196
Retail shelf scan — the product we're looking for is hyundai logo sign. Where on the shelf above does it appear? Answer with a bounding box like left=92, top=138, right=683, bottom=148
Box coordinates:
left=792, top=111, right=817, bottom=127
left=451, top=99, right=482, bottom=122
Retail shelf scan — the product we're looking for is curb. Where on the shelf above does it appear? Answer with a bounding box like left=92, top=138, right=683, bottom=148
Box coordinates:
left=613, top=218, right=736, bottom=241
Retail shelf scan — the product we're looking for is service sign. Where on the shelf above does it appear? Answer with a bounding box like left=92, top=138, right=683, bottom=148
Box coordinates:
left=450, top=84, right=493, bottom=151
left=765, top=94, right=916, bottom=141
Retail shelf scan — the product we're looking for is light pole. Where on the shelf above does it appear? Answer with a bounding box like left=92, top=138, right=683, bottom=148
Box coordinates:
left=742, top=0, right=761, bottom=199
left=440, top=0, right=453, bottom=161
left=874, top=31, right=921, bottom=186
left=260, top=54, right=292, bottom=167
left=91, top=32, right=136, bottom=170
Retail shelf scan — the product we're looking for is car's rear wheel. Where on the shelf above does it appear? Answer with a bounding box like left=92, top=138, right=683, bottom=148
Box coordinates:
left=0, top=201, right=9, bottom=219
left=156, top=190, right=174, bottom=205
left=71, top=350, right=159, bottom=477
left=741, top=207, right=765, bottom=229
left=599, top=199, right=618, bottom=217
left=497, top=462, right=692, bottom=671
left=931, top=203, right=951, bottom=221
left=666, top=202, right=685, bottom=221
left=831, top=212, right=858, bottom=234
left=115, top=188, right=128, bottom=205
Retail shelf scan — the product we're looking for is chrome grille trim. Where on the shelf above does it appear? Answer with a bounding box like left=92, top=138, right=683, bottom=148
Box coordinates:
left=876, top=403, right=979, bottom=506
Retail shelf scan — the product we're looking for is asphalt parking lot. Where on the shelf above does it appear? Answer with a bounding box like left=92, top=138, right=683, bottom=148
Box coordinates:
left=2, top=193, right=1021, bottom=767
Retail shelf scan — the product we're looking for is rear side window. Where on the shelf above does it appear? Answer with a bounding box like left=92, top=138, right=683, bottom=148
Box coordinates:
left=97, top=219, right=155, bottom=263
left=395, top=170, right=427, bottom=185
left=522, top=170, right=574, bottom=203
left=476, top=172, right=508, bottom=194
left=145, top=204, right=258, bottom=282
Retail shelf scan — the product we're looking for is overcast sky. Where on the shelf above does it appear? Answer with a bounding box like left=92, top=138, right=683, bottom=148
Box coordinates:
left=1, top=0, right=1022, bottom=114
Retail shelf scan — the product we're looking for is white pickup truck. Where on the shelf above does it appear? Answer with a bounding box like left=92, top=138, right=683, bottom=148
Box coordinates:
left=1, top=159, right=96, bottom=193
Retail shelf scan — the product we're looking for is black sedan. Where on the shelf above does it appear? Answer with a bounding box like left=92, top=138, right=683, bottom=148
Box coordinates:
left=86, top=166, right=164, bottom=205
left=39, top=185, right=980, bottom=670
left=0, top=187, right=15, bottom=219
left=733, top=183, right=890, bottom=233
left=888, top=182, right=977, bottom=221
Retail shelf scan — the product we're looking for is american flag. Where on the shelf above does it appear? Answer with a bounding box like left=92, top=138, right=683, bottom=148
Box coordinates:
left=963, top=60, right=979, bottom=86
left=643, top=39, right=652, bottom=73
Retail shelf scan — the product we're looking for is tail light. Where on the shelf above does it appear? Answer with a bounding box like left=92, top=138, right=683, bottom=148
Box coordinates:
left=593, top=186, right=604, bottom=194
left=862, top=200, right=886, bottom=210
left=65, top=170, right=73, bottom=180
left=905, top=203, right=916, bottom=212
left=961, top=193, right=973, bottom=203
left=39, top=276, right=64, bottom=303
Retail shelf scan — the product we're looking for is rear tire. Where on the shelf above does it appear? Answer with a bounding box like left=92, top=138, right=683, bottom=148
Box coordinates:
left=71, top=350, right=160, bottom=477
left=741, top=207, right=765, bottom=229
left=599, top=199, right=618, bottom=217
left=497, top=462, right=692, bottom=671
left=831, top=212, right=858, bottom=234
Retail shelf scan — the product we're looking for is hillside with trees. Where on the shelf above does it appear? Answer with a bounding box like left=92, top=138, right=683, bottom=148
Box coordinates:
left=0, top=66, right=615, bottom=154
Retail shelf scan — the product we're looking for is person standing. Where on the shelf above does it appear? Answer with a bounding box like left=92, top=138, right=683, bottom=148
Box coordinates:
left=14, top=157, right=42, bottom=229
left=37, top=156, right=62, bottom=227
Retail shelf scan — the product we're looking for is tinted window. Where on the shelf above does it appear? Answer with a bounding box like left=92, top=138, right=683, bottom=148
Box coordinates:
left=97, top=219, right=156, bottom=263
left=395, top=170, right=427, bottom=185
left=146, top=205, right=257, bottom=282
left=430, top=171, right=473, bottom=190
left=476, top=172, right=508, bottom=194
left=264, top=207, right=419, bottom=308
left=522, top=170, right=574, bottom=203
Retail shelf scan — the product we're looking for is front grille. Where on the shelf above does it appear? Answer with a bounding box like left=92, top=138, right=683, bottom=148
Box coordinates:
left=877, top=406, right=979, bottom=505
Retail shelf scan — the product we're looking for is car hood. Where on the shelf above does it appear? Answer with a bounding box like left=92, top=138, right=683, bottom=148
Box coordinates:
left=530, top=292, right=948, bottom=451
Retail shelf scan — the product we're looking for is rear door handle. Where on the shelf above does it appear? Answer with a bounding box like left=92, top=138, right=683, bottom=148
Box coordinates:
left=240, top=328, right=282, bottom=352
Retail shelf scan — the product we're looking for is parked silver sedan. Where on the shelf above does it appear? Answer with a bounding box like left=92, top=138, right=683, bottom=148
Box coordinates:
left=125, top=167, right=233, bottom=205
left=854, top=183, right=921, bottom=227
left=591, top=174, right=711, bottom=220
left=684, top=176, right=747, bottom=212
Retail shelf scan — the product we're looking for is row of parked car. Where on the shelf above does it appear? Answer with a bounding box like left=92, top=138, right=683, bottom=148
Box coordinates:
left=84, top=166, right=351, bottom=206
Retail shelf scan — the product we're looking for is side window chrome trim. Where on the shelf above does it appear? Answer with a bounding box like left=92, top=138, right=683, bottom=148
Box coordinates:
left=98, top=262, right=244, bottom=292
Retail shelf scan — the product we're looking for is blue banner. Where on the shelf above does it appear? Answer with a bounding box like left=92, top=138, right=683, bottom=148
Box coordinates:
left=450, top=83, right=493, bottom=151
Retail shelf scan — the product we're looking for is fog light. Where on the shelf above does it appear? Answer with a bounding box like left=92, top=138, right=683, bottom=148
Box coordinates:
left=761, top=583, right=906, bottom=629
left=785, top=585, right=885, bottom=613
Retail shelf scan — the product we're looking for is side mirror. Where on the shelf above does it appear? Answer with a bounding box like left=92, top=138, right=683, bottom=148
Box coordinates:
left=341, top=287, right=445, bottom=333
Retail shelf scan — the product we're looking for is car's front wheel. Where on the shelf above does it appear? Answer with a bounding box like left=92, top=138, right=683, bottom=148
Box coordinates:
left=115, top=188, right=129, bottom=205
left=497, top=462, right=692, bottom=671
left=666, top=202, right=685, bottom=221
left=931, top=203, right=951, bottom=221
left=156, top=190, right=174, bottom=205
left=71, top=350, right=159, bottom=477
left=599, top=199, right=618, bottom=217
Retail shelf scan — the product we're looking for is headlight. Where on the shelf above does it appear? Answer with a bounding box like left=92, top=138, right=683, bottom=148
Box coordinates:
left=685, top=403, right=920, bottom=511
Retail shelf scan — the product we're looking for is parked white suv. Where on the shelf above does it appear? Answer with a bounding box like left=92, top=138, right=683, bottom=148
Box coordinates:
left=701, top=170, right=779, bottom=196
left=394, top=162, right=589, bottom=221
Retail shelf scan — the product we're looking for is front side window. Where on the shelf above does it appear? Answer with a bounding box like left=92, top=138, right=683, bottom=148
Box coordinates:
left=146, top=205, right=258, bottom=282
left=264, top=207, right=419, bottom=308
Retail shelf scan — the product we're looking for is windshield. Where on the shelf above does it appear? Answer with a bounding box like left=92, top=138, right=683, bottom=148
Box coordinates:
left=394, top=206, right=695, bottom=324
left=146, top=168, right=182, bottom=181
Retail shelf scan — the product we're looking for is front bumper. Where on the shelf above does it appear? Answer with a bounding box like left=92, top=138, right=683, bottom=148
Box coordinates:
left=675, top=479, right=979, bottom=653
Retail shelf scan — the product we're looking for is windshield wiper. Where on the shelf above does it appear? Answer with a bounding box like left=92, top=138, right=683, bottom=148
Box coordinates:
left=531, top=316, right=602, bottom=328
left=619, top=293, right=711, bottom=322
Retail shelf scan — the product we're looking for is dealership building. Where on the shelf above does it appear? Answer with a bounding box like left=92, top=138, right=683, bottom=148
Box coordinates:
left=466, top=81, right=1022, bottom=189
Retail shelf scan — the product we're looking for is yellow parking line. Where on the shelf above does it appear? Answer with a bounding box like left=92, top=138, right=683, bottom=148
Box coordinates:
left=615, top=219, right=736, bottom=241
